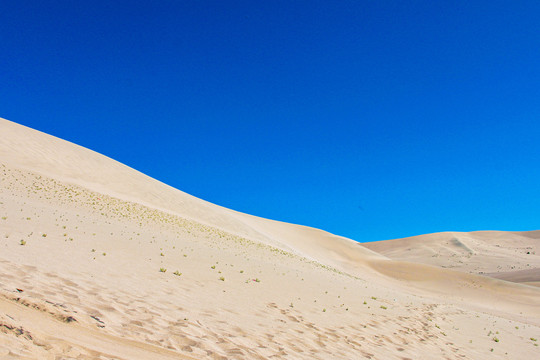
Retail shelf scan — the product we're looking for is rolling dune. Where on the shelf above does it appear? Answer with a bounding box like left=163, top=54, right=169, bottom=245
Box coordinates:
left=363, top=231, right=540, bottom=276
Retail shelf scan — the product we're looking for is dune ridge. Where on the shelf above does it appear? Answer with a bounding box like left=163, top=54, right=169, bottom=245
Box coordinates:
left=0, top=118, right=384, bottom=264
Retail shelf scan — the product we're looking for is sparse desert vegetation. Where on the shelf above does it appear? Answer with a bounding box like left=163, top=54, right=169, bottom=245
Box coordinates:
left=0, top=119, right=539, bottom=360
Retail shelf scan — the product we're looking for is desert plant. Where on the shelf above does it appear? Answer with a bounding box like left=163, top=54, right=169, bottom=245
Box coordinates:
left=160, top=268, right=167, bottom=273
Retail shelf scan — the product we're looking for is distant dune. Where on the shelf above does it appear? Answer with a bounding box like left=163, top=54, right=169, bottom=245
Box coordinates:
left=486, top=268, right=540, bottom=287
left=1, top=117, right=539, bottom=359
left=363, top=231, right=540, bottom=276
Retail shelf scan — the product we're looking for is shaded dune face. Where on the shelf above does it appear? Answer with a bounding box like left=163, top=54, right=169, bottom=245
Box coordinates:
left=449, top=237, right=474, bottom=254
left=1, top=117, right=539, bottom=359
left=486, top=268, right=540, bottom=284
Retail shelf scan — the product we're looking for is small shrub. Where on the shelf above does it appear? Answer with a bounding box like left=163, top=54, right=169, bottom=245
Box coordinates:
left=173, top=270, right=182, bottom=276
left=20, top=239, right=26, bottom=246
left=219, top=276, right=225, bottom=281
left=42, top=233, right=47, bottom=237
left=493, top=337, right=499, bottom=342
left=380, top=305, right=387, bottom=310
left=160, top=268, right=167, bottom=273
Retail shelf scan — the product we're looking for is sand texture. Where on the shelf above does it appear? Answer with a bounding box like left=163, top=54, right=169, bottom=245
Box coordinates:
left=1, top=117, right=539, bottom=359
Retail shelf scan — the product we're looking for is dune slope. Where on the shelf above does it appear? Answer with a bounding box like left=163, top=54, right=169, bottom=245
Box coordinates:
left=363, top=231, right=540, bottom=278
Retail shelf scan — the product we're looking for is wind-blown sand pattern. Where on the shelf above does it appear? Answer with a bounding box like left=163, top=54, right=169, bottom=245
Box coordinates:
left=0, top=117, right=539, bottom=359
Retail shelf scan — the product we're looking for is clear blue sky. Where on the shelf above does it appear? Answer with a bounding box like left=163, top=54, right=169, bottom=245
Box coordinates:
left=1, top=1, right=539, bottom=242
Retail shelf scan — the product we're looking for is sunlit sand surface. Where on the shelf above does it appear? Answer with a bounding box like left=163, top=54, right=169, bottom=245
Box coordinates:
left=1, top=118, right=538, bottom=359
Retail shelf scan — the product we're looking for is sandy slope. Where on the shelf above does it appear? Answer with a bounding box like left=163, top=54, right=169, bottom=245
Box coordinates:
left=486, top=268, right=540, bottom=287
left=1, top=117, right=539, bottom=359
left=363, top=231, right=540, bottom=281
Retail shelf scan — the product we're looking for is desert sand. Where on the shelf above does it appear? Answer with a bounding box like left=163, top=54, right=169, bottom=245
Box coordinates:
left=363, top=231, right=540, bottom=283
left=0, top=117, right=538, bottom=359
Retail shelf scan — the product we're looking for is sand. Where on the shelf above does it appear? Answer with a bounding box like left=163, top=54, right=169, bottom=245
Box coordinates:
left=363, top=231, right=540, bottom=278
left=1, top=117, right=539, bottom=359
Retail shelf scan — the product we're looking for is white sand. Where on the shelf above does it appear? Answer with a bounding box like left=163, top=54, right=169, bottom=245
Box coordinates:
left=1, top=117, right=539, bottom=359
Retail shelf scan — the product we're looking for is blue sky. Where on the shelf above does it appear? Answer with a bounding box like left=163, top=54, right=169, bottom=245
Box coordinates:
left=1, top=1, right=539, bottom=242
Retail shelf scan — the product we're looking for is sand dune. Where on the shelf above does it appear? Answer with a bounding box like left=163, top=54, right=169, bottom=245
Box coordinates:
left=486, top=268, right=540, bottom=285
left=363, top=231, right=540, bottom=276
left=1, top=117, right=539, bottom=359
